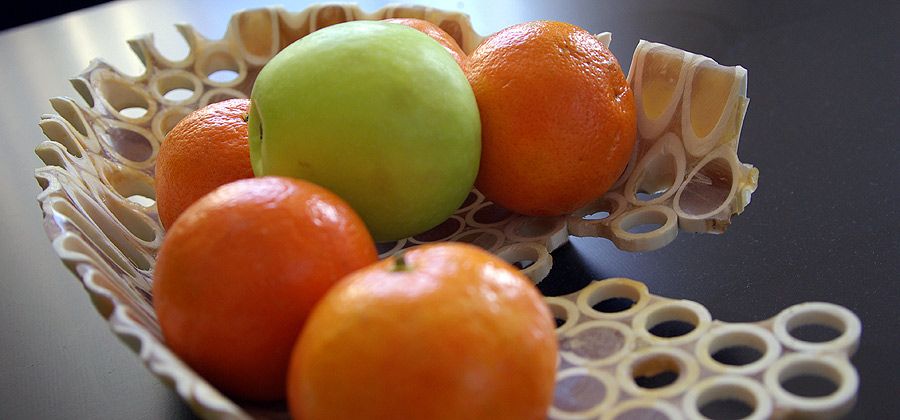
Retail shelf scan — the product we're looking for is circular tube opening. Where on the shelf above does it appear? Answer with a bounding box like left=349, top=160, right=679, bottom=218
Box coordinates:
left=773, top=302, right=861, bottom=353
left=410, top=216, right=464, bottom=243
left=469, top=202, right=513, bottom=227
left=617, top=347, right=698, bottom=398
left=97, top=77, right=154, bottom=122
left=577, top=279, right=649, bottom=319
left=449, top=228, right=504, bottom=252
left=545, top=297, right=578, bottom=334
left=454, top=190, right=482, bottom=214
left=196, top=49, right=244, bottom=87
left=632, top=356, right=680, bottom=389
left=778, top=359, right=841, bottom=398
left=684, top=375, right=772, bottom=420
left=550, top=368, right=618, bottom=419
left=676, top=157, right=734, bottom=216
left=153, top=107, right=193, bottom=140
left=634, top=300, right=711, bottom=345
left=764, top=353, right=858, bottom=415
left=645, top=304, right=700, bottom=338
left=559, top=320, right=633, bottom=367
left=606, top=398, right=682, bottom=420
left=696, top=324, right=781, bottom=375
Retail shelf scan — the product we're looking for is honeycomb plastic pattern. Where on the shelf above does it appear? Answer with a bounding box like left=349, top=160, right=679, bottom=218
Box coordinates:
left=28, top=3, right=815, bottom=419
left=547, top=279, right=860, bottom=419
left=567, top=40, right=759, bottom=251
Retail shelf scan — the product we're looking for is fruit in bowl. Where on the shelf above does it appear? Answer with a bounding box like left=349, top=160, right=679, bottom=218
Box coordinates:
left=29, top=1, right=760, bottom=418
left=152, top=176, right=377, bottom=401
left=467, top=20, right=636, bottom=216
left=152, top=15, right=631, bottom=410
left=155, top=99, right=255, bottom=229
left=289, top=243, right=558, bottom=419
left=247, top=20, right=481, bottom=242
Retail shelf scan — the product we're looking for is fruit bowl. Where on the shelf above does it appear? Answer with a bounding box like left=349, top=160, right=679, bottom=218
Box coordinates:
left=32, top=3, right=854, bottom=419
left=35, top=3, right=759, bottom=284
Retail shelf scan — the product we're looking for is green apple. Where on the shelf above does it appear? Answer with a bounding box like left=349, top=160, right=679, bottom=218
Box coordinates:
left=248, top=21, right=480, bottom=241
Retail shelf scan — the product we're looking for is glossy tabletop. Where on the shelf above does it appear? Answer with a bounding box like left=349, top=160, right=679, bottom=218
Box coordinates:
left=1, top=0, right=897, bottom=418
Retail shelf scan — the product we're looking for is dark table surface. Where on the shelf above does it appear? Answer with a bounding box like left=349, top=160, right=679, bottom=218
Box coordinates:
left=1, top=0, right=897, bottom=418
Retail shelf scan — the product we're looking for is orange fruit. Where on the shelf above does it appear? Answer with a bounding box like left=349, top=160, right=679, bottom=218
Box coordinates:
left=466, top=20, right=636, bottom=216
left=288, top=242, right=558, bottom=419
left=384, top=18, right=468, bottom=71
left=155, top=98, right=254, bottom=229
left=152, top=176, right=378, bottom=401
